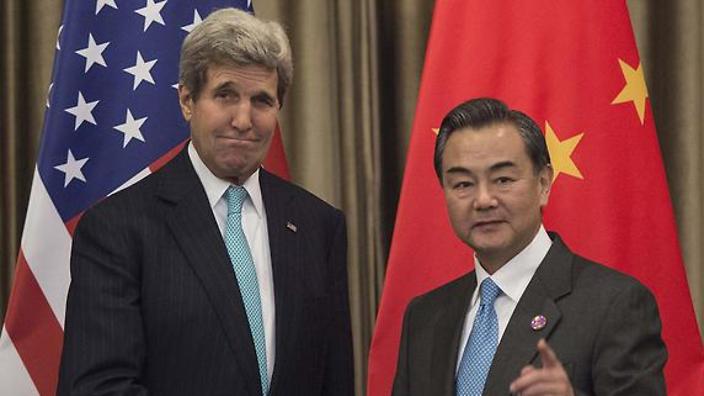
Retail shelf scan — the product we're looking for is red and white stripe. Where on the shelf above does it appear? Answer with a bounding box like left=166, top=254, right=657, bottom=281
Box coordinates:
left=0, top=142, right=185, bottom=396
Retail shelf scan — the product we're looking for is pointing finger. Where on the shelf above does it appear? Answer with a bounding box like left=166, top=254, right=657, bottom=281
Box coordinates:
left=537, top=339, right=561, bottom=368
left=520, top=365, right=535, bottom=376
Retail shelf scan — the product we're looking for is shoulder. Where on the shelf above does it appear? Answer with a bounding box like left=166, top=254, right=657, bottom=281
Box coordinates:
left=413, top=273, right=473, bottom=303
left=76, top=152, right=191, bottom=229
left=406, top=273, right=473, bottom=315
left=548, top=235, right=658, bottom=308
left=571, top=253, right=653, bottom=298
left=548, top=233, right=651, bottom=292
left=261, top=169, right=344, bottom=219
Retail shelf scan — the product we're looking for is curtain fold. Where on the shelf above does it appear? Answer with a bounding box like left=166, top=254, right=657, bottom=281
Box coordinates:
left=629, top=0, right=703, bottom=329
left=251, top=2, right=388, bottom=392
left=1, top=0, right=63, bottom=314
left=2, top=1, right=702, bottom=395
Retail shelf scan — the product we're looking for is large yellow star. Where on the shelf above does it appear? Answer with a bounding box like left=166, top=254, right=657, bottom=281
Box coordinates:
left=611, top=59, right=649, bottom=125
left=544, top=121, right=584, bottom=182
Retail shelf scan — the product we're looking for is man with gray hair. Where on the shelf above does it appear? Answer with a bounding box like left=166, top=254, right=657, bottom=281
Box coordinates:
left=58, top=8, right=353, bottom=395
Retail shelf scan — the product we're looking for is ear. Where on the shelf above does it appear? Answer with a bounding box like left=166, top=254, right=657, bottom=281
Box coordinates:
left=178, top=84, right=193, bottom=122
left=538, top=165, right=554, bottom=206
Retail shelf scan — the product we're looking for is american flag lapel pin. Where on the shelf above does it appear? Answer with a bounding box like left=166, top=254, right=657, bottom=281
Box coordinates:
left=286, top=221, right=297, bottom=233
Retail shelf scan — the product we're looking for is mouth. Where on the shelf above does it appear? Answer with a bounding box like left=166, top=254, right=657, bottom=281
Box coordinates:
left=472, top=220, right=504, bottom=230
left=218, top=136, right=260, bottom=145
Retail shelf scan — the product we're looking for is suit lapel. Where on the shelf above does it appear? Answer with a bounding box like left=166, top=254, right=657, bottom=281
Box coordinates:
left=156, top=150, right=261, bottom=396
left=259, top=169, right=296, bottom=394
left=430, top=274, right=476, bottom=396
left=483, top=234, right=573, bottom=395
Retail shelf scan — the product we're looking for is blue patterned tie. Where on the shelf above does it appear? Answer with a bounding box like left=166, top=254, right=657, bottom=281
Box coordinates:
left=456, top=278, right=502, bottom=396
left=224, top=185, right=268, bottom=396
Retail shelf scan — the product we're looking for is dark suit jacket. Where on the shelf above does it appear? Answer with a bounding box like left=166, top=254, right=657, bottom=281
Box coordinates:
left=57, top=148, right=354, bottom=396
left=392, top=233, right=667, bottom=396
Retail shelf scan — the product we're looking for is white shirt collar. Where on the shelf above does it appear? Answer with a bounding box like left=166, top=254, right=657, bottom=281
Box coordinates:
left=473, top=225, right=552, bottom=304
left=188, top=141, right=265, bottom=218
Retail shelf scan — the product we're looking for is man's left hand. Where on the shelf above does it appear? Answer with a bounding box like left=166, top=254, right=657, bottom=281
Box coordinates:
left=509, top=339, right=575, bottom=396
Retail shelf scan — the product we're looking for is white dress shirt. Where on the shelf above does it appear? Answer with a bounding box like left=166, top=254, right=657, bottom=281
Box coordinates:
left=456, top=225, right=552, bottom=373
left=188, top=143, right=275, bottom=382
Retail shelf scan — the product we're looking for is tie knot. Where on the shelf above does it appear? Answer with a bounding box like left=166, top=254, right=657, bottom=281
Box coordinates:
left=226, top=185, right=248, bottom=214
left=479, top=278, right=501, bottom=306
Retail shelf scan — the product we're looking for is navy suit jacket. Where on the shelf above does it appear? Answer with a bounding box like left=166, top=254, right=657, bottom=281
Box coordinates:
left=392, top=233, right=667, bottom=396
left=58, top=148, right=354, bottom=395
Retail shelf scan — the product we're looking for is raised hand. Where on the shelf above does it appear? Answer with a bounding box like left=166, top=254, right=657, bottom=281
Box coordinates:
left=509, top=339, right=575, bottom=396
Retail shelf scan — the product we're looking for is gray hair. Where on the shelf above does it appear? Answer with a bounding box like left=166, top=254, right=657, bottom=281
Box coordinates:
left=179, top=8, right=293, bottom=105
left=434, top=97, right=551, bottom=182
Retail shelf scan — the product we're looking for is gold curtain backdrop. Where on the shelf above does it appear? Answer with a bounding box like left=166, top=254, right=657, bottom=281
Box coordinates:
left=1, top=1, right=702, bottom=394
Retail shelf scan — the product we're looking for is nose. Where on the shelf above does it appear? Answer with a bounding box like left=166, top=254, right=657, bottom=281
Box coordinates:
left=231, top=102, right=253, bottom=132
left=473, top=183, right=497, bottom=210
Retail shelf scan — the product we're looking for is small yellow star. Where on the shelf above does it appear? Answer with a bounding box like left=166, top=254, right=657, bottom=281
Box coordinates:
left=432, top=127, right=439, bottom=135
left=544, top=121, right=584, bottom=182
left=611, top=59, right=649, bottom=125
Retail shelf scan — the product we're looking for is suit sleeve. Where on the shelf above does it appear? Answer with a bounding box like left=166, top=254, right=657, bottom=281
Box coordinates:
left=321, top=210, right=355, bottom=395
left=589, top=280, right=667, bottom=395
left=57, top=204, right=148, bottom=396
left=391, top=298, right=415, bottom=396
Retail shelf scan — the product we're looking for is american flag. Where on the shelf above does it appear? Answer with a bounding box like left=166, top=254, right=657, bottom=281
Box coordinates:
left=0, top=1, right=291, bottom=394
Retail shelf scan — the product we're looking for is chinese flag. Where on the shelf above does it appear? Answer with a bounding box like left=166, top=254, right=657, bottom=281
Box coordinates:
left=368, top=1, right=704, bottom=395
left=263, top=124, right=291, bottom=180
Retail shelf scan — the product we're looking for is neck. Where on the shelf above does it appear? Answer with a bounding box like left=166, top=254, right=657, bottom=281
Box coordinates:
left=476, top=255, right=508, bottom=275
left=476, top=224, right=543, bottom=274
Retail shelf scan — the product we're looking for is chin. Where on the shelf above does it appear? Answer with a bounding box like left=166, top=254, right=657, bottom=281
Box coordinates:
left=469, top=236, right=509, bottom=253
left=471, top=244, right=502, bottom=255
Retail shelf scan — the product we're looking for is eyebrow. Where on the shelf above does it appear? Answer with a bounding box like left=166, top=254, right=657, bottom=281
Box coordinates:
left=445, top=166, right=473, bottom=176
left=213, top=82, right=275, bottom=102
left=213, top=81, right=235, bottom=91
left=252, top=91, right=276, bottom=103
left=444, top=161, right=517, bottom=176
left=488, top=161, right=517, bottom=172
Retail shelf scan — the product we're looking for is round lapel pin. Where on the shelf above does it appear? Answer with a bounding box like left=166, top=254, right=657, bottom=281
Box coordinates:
left=530, top=314, right=547, bottom=331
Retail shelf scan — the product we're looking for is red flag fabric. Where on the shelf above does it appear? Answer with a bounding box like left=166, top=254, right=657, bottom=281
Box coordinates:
left=263, top=124, right=291, bottom=180
left=368, top=1, right=704, bottom=395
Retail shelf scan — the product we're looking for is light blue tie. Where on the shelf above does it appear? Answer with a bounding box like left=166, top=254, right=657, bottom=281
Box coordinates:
left=224, top=185, right=268, bottom=396
left=456, top=278, right=502, bottom=396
